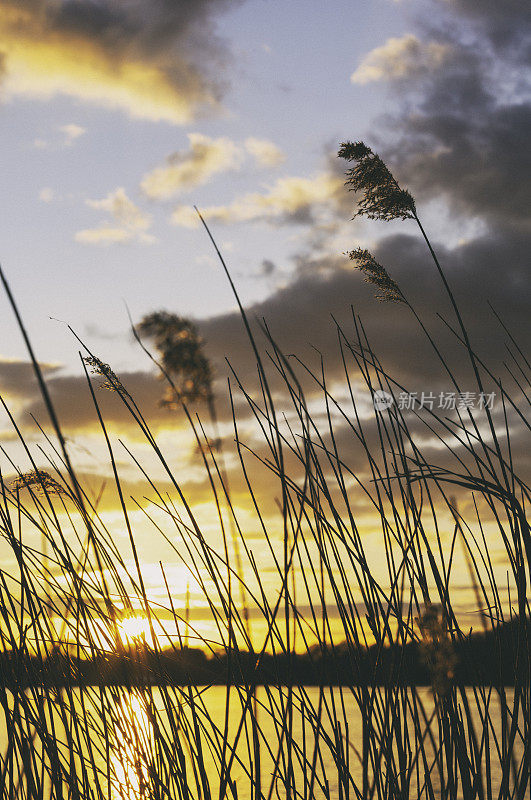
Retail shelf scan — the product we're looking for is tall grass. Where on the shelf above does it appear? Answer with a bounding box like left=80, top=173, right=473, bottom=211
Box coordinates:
left=0, top=143, right=529, bottom=799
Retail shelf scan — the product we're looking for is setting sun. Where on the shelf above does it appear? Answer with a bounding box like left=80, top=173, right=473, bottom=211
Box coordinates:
left=117, top=615, right=153, bottom=646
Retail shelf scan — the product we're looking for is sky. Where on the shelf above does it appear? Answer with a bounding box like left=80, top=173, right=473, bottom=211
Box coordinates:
left=0, top=0, right=409, bottom=365
left=0, top=0, right=529, bottom=650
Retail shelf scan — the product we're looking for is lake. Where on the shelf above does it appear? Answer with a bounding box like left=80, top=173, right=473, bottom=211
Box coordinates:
left=0, top=685, right=525, bottom=799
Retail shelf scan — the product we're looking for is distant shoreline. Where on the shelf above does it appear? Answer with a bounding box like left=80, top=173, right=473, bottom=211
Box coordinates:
left=2, top=617, right=527, bottom=689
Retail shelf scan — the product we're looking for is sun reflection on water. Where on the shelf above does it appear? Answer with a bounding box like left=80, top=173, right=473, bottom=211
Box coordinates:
left=110, top=690, right=153, bottom=800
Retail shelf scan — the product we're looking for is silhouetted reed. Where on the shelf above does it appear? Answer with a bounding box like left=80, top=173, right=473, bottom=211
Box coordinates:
left=0, top=142, right=528, bottom=799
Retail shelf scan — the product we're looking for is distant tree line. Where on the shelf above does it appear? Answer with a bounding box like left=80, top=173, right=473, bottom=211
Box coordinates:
left=0, top=618, right=527, bottom=689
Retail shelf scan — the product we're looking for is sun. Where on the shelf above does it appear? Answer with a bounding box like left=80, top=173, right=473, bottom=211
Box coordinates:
left=117, top=614, right=153, bottom=646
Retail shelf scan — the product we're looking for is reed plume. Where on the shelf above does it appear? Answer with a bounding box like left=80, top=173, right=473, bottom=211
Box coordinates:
left=338, top=140, right=416, bottom=220
left=347, top=247, right=404, bottom=303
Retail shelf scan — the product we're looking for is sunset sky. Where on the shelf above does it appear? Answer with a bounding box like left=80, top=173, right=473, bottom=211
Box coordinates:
left=0, top=0, right=529, bottom=648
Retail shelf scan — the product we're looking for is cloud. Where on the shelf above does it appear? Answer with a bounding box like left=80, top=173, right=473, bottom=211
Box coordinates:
left=0, top=357, right=61, bottom=400
left=141, top=133, right=287, bottom=202
left=17, top=369, right=175, bottom=435
left=2, top=467, right=178, bottom=515
left=4, top=0, right=528, bottom=520
left=197, top=231, right=529, bottom=394
left=242, top=0, right=529, bottom=463
left=354, top=5, right=530, bottom=236
left=87, top=189, right=151, bottom=229
left=244, top=137, right=285, bottom=167
left=32, top=122, right=86, bottom=150
left=39, top=187, right=54, bottom=202
left=8, top=221, right=528, bottom=510
left=441, top=0, right=531, bottom=62
left=394, top=101, right=531, bottom=231
left=141, top=133, right=242, bottom=200
left=0, top=0, right=242, bottom=124
left=337, top=0, right=531, bottom=376
left=193, top=230, right=528, bottom=499
left=75, top=225, right=139, bottom=246
left=260, top=259, right=276, bottom=277
left=172, top=172, right=344, bottom=228
left=378, top=32, right=531, bottom=233
left=76, top=188, right=155, bottom=246
left=59, top=123, right=86, bottom=145
left=351, top=34, right=451, bottom=85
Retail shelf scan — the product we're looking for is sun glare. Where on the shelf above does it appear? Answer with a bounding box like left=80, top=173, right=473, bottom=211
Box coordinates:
left=117, top=615, right=153, bottom=646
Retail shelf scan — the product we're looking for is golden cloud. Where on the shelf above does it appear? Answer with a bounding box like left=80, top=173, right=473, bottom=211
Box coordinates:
left=244, top=137, right=286, bottom=167
left=0, top=2, right=229, bottom=123
left=141, top=134, right=243, bottom=200
left=76, top=188, right=155, bottom=245
left=351, top=34, right=451, bottom=85
left=172, top=173, right=343, bottom=227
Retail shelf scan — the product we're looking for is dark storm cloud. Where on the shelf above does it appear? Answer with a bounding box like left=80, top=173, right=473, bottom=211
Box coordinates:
left=9, top=228, right=526, bottom=512
left=390, top=82, right=531, bottom=232
left=0, top=358, right=60, bottom=399
left=325, top=402, right=530, bottom=486
left=11, top=358, right=251, bottom=436
left=46, top=0, right=238, bottom=72
left=198, top=225, right=528, bottom=398
left=197, top=0, right=529, bottom=499
left=4, top=0, right=239, bottom=56
left=18, top=369, right=187, bottom=434
left=0, top=0, right=243, bottom=121
left=368, top=1, right=531, bottom=233
left=443, top=0, right=531, bottom=62
left=275, top=0, right=531, bottom=402
left=8, top=268, right=526, bottom=513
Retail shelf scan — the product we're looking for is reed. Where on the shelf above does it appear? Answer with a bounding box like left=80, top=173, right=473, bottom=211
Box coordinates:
left=0, top=142, right=528, bottom=800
